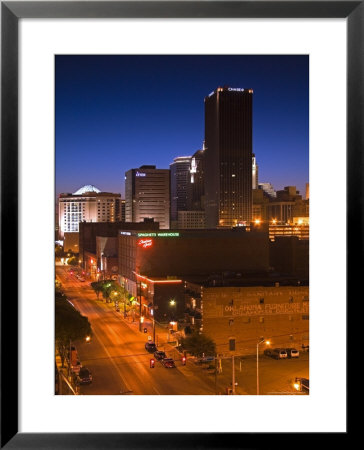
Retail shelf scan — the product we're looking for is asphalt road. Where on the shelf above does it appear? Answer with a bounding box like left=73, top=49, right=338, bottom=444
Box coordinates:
left=56, top=265, right=309, bottom=395
left=56, top=266, right=217, bottom=395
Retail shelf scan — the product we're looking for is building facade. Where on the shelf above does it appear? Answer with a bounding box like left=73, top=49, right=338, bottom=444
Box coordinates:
left=58, top=185, right=121, bottom=239
left=170, top=156, right=192, bottom=227
left=200, top=285, right=309, bottom=356
left=118, top=227, right=270, bottom=323
left=177, top=210, right=206, bottom=229
left=252, top=153, right=259, bottom=189
left=186, top=146, right=205, bottom=211
left=79, top=219, right=159, bottom=268
left=125, top=165, right=170, bottom=229
left=204, top=86, right=253, bottom=228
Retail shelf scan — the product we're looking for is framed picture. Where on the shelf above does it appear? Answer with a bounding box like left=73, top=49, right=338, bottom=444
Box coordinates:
left=1, top=0, right=357, bottom=447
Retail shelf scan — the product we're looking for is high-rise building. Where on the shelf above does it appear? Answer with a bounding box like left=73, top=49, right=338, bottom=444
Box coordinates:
left=125, top=165, right=170, bottom=229
left=187, top=145, right=205, bottom=211
left=58, top=185, right=121, bottom=239
left=252, top=153, right=259, bottom=189
left=258, top=182, right=277, bottom=199
left=170, top=156, right=192, bottom=226
left=204, top=86, right=253, bottom=228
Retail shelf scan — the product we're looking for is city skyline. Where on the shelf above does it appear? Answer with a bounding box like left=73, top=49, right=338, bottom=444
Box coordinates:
left=56, top=55, right=309, bottom=198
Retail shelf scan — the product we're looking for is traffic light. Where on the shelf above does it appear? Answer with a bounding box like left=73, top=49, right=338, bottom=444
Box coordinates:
left=181, top=356, right=186, bottom=365
left=150, top=359, right=155, bottom=368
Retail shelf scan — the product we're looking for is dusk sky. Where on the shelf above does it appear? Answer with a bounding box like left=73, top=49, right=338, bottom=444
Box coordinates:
left=56, top=55, right=309, bottom=198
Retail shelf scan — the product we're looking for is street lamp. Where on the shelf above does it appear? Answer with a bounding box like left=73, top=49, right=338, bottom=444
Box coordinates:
left=256, top=338, right=270, bottom=395
left=150, top=305, right=156, bottom=342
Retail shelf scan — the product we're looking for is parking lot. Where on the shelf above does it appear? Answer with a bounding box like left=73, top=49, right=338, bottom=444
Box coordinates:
left=198, top=351, right=309, bottom=395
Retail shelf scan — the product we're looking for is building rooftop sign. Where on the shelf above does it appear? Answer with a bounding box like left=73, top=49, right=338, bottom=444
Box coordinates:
left=137, top=232, right=180, bottom=238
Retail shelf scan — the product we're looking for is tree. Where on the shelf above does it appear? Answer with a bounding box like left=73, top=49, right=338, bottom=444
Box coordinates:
left=55, top=295, right=92, bottom=367
left=67, top=256, right=78, bottom=266
left=55, top=245, right=64, bottom=257
left=181, top=332, right=216, bottom=358
left=91, top=281, right=103, bottom=300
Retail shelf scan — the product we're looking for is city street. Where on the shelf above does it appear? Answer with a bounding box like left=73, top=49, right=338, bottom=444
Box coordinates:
left=56, top=265, right=309, bottom=395
left=56, top=266, right=217, bottom=395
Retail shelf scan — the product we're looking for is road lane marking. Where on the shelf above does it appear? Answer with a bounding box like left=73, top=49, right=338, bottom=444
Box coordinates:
left=90, top=326, right=132, bottom=394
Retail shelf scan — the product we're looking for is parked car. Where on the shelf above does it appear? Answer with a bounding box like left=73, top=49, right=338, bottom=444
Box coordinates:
left=161, top=358, right=176, bottom=368
left=145, top=342, right=157, bottom=353
left=294, top=377, right=309, bottom=393
left=154, top=351, right=166, bottom=361
left=71, top=360, right=82, bottom=375
left=272, top=348, right=287, bottom=359
left=77, top=367, right=92, bottom=385
left=264, top=349, right=274, bottom=357
left=286, top=348, right=299, bottom=358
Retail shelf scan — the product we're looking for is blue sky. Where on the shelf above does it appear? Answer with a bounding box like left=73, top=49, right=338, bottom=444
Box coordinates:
left=56, top=55, right=309, bottom=198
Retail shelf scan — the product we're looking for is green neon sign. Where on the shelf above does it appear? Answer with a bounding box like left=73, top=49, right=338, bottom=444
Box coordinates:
left=137, top=232, right=180, bottom=238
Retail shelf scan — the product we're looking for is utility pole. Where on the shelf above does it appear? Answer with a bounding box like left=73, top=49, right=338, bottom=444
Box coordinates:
left=152, top=312, right=156, bottom=342
left=138, top=282, right=142, bottom=332
left=215, top=356, right=218, bottom=394
left=232, top=355, right=236, bottom=394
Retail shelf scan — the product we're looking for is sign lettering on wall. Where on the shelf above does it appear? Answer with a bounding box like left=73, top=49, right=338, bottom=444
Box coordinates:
left=204, top=302, right=309, bottom=319
left=137, top=238, right=153, bottom=249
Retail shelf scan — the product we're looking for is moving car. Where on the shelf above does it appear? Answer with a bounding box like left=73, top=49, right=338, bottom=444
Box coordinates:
left=145, top=342, right=157, bottom=353
left=286, top=348, right=299, bottom=358
left=161, top=358, right=176, bottom=368
left=77, top=367, right=92, bottom=385
left=154, top=351, right=166, bottom=361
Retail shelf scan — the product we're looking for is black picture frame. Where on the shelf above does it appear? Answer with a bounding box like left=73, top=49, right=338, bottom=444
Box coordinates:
left=1, top=1, right=358, bottom=448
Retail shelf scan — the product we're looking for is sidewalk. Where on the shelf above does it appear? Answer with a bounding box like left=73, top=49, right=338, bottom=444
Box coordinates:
left=55, top=352, right=79, bottom=395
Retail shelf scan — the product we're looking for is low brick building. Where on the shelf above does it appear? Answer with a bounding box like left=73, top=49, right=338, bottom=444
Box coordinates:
left=200, top=284, right=309, bottom=356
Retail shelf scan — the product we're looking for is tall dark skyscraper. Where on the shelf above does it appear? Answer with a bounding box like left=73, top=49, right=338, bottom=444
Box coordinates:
left=187, top=145, right=205, bottom=211
left=170, top=156, right=192, bottom=226
left=204, top=86, right=253, bottom=228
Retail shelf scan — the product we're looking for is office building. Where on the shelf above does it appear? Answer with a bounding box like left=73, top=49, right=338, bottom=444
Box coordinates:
left=187, top=145, right=205, bottom=211
left=170, top=156, right=192, bottom=227
left=125, top=165, right=170, bottom=229
left=177, top=210, right=206, bottom=229
left=258, top=182, right=277, bottom=199
left=204, top=86, right=253, bottom=228
left=252, top=153, right=259, bottom=189
left=58, top=185, right=122, bottom=239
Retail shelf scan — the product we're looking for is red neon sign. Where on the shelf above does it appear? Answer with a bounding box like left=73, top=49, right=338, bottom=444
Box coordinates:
left=137, top=238, right=153, bottom=249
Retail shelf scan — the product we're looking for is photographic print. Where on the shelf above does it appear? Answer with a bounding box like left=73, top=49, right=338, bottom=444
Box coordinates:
left=55, top=55, right=309, bottom=396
